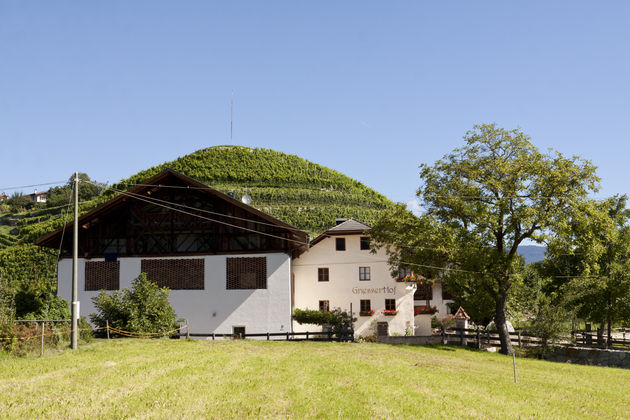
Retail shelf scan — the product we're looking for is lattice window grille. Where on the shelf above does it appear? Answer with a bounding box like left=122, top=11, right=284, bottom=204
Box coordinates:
left=85, top=261, right=120, bottom=291
left=140, top=258, right=205, bottom=290
left=226, top=257, right=267, bottom=289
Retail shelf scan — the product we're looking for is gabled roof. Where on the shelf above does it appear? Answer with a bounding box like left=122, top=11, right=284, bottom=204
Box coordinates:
left=36, top=168, right=308, bottom=249
left=309, top=218, right=371, bottom=247
left=453, top=306, right=470, bottom=320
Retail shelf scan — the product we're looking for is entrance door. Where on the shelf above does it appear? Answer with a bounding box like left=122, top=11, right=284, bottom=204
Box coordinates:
left=377, top=322, right=389, bottom=337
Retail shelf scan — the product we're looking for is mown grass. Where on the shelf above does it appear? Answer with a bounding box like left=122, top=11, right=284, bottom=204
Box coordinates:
left=1, top=339, right=628, bottom=419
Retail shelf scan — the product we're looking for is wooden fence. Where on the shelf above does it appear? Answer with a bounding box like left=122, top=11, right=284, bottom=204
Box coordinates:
left=442, top=327, right=630, bottom=350
left=178, top=329, right=354, bottom=342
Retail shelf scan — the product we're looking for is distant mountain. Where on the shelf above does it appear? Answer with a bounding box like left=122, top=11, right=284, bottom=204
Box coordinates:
left=518, top=245, right=546, bottom=264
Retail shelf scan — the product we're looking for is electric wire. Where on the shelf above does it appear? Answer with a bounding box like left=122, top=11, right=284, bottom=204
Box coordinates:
left=94, top=184, right=307, bottom=245
left=0, top=181, right=66, bottom=191
left=87, top=180, right=306, bottom=233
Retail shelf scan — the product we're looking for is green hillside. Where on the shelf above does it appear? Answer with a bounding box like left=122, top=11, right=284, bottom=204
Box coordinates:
left=0, top=146, right=395, bottom=294
left=114, top=146, right=394, bottom=236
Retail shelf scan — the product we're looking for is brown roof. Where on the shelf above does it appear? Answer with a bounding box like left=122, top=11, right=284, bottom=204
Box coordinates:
left=36, top=168, right=308, bottom=249
left=453, top=306, right=470, bottom=320
left=309, top=218, right=371, bottom=247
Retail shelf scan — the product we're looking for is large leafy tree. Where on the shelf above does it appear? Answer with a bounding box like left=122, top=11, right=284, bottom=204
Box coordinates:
left=548, top=196, right=630, bottom=346
left=371, top=124, right=598, bottom=355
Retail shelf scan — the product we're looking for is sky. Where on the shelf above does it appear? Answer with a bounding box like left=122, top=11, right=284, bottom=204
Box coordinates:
left=1, top=1, right=629, bottom=210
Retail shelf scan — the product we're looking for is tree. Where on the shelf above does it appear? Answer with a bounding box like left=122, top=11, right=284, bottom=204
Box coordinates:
left=548, top=196, right=630, bottom=347
left=371, top=124, right=598, bottom=355
left=90, top=273, right=177, bottom=334
left=47, top=173, right=102, bottom=207
left=293, top=308, right=356, bottom=337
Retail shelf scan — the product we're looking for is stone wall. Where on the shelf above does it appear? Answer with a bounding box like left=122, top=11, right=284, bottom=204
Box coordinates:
left=378, top=335, right=442, bottom=345
left=545, top=346, right=630, bottom=369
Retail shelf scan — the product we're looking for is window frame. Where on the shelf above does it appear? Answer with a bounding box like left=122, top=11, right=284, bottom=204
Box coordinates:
left=360, top=299, right=371, bottom=313
left=318, top=267, right=330, bottom=282
left=335, top=237, right=346, bottom=251
left=385, top=299, right=396, bottom=311
left=359, top=266, right=371, bottom=281
left=319, top=300, right=330, bottom=312
left=360, top=236, right=370, bottom=250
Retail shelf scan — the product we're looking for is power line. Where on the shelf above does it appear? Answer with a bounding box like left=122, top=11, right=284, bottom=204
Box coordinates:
left=99, top=185, right=307, bottom=245
left=87, top=180, right=305, bottom=233
left=0, top=180, right=66, bottom=192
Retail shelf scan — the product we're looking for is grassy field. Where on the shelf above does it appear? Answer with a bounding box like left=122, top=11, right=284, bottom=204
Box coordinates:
left=1, top=339, right=629, bottom=419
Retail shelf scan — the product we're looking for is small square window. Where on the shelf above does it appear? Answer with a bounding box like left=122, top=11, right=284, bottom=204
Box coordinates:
left=385, top=299, right=396, bottom=311
left=360, top=299, right=371, bottom=312
left=360, top=236, right=370, bottom=250
left=319, top=300, right=330, bottom=312
left=359, top=267, right=371, bottom=281
left=318, top=267, right=329, bottom=282
left=336, top=237, right=346, bottom=251
left=233, top=326, right=245, bottom=339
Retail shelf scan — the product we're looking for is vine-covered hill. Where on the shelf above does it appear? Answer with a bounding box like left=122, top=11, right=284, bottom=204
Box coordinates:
left=0, top=146, right=395, bottom=293
left=112, top=146, right=394, bottom=236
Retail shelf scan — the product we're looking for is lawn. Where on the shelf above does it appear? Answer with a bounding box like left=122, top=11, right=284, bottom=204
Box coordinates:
left=1, top=339, right=628, bottom=419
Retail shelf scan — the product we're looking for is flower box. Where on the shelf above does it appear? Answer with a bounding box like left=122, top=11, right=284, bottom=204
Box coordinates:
left=414, top=305, right=438, bottom=315
left=359, top=310, right=374, bottom=316
left=382, top=310, right=398, bottom=316
left=396, top=274, right=419, bottom=283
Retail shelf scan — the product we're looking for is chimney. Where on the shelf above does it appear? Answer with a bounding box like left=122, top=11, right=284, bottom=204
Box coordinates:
left=335, top=218, right=347, bottom=226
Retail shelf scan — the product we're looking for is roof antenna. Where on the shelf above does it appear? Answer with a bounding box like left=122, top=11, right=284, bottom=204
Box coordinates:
left=230, top=91, right=234, bottom=145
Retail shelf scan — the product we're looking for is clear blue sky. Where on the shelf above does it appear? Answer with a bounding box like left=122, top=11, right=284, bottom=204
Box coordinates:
left=1, top=1, right=629, bottom=208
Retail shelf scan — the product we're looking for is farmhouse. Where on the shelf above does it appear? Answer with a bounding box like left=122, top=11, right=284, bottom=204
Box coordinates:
left=36, top=169, right=308, bottom=335
left=29, top=190, right=48, bottom=203
left=292, top=219, right=454, bottom=336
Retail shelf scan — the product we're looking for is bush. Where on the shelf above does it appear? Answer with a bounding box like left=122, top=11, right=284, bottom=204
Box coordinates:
left=293, top=308, right=356, bottom=337
left=90, top=273, right=177, bottom=335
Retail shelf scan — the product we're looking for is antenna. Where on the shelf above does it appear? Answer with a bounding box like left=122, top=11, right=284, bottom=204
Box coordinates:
left=230, top=91, right=234, bottom=145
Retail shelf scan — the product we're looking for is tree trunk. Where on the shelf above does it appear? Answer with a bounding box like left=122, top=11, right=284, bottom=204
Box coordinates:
left=494, top=293, right=514, bottom=355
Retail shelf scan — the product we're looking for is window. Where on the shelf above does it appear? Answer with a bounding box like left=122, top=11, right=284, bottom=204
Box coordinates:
left=233, top=326, right=245, bottom=339
left=360, top=299, right=371, bottom=312
left=85, top=261, right=120, bottom=291
left=226, top=257, right=267, bottom=289
left=336, top=237, right=346, bottom=251
left=415, top=283, right=433, bottom=301
left=442, top=287, right=453, bottom=300
left=319, top=300, right=330, bottom=312
left=360, top=236, right=370, bottom=250
left=359, top=267, right=371, bottom=281
left=318, top=267, right=329, bottom=282
left=385, top=299, right=396, bottom=311
left=141, top=259, right=204, bottom=290
left=399, top=267, right=412, bottom=278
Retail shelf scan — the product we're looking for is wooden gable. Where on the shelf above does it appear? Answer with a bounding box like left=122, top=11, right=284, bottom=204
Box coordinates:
left=36, top=169, right=307, bottom=258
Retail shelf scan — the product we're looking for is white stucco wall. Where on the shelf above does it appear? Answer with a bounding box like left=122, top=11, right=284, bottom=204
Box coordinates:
left=415, top=280, right=454, bottom=319
left=57, top=253, right=292, bottom=335
left=292, top=235, right=416, bottom=336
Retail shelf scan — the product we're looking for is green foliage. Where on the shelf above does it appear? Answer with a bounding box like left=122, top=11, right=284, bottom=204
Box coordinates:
left=90, top=273, right=177, bottom=334
left=525, top=294, right=570, bottom=354
left=292, top=308, right=356, bottom=336
left=371, top=124, right=599, bottom=355
left=14, top=290, right=71, bottom=321
left=0, top=244, right=58, bottom=295
left=547, top=195, right=630, bottom=341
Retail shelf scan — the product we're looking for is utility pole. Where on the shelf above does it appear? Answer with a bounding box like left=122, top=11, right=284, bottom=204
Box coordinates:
left=71, top=172, right=79, bottom=349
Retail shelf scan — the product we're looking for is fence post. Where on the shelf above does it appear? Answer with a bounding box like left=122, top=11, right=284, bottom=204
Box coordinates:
left=306, top=331, right=309, bottom=340
left=460, top=327, right=466, bottom=346
left=286, top=331, right=289, bottom=341
left=212, top=333, right=215, bottom=340
left=476, top=327, right=481, bottom=349
left=185, top=320, right=190, bottom=340
left=106, top=320, right=110, bottom=341
left=267, top=332, right=270, bottom=341
left=518, top=331, right=522, bottom=349
left=441, top=326, right=446, bottom=345
left=40, top=322, right=45, bottom=357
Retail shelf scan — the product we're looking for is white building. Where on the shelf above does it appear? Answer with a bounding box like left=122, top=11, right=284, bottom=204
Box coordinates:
left=293, top=219, right=454, bottom=337
left=36, top=169, right=307, bottom=336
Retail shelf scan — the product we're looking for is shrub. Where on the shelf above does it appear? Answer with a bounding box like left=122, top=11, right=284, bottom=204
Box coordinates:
left=90, top=273, right=177, bottom=335
left=293, top=308, right=356, bottom=337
